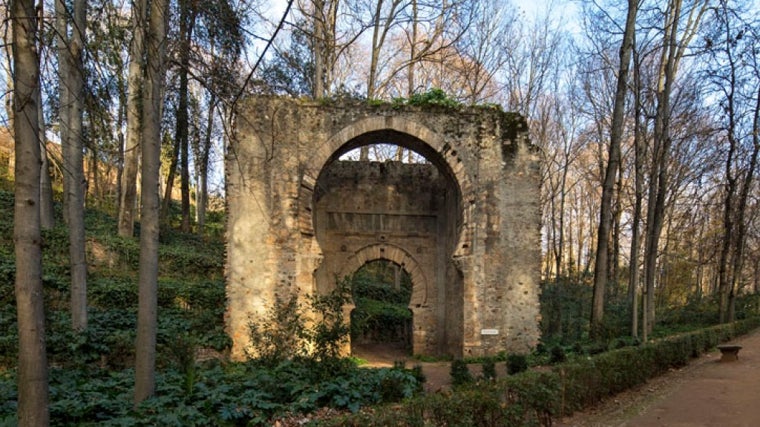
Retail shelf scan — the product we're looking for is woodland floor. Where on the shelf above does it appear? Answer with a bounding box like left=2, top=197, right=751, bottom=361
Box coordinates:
left=354, top=329, right=760, bottom=426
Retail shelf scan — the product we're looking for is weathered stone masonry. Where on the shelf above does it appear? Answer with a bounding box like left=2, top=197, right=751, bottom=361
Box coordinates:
left=226, top=97, right=542, bottom=360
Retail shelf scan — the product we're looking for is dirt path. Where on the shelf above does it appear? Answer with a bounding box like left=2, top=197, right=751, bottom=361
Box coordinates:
left=558, top=329, right=760, bottom=427
left=352, top=342, right=505, bottom=393
left=352, top=343, right=455, bottom=392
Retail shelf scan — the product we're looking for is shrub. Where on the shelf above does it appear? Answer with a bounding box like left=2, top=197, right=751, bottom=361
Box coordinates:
left=411, top=364, right=426, bottom=392
left=507, top=354, right=528, bottom=375
left=450, top=359, right=473, bottom=387
left=247, top=280, right=353, bottom=366
left=379, top=367, right=417, bottom=403
left=247, top=292, right=308, bottom=365
left=308, top=280, right=353, bottom=361
left=481, top=358, right=497, bottom=381
left=549, top=345, right=566, bottom=364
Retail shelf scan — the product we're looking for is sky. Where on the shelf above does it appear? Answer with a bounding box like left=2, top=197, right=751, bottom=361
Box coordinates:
left=265, top=0, right=579, bottom=26
left=513, top=0, right=578, bottom=21
left=257, top=0, right=581, bottom=66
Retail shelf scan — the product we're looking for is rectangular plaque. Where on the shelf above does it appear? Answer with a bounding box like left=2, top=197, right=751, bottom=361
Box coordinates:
left=480, top=329, right=499, bottom=336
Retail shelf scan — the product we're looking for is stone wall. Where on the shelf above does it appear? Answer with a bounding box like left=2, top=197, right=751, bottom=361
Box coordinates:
left=226, top=97, right=542, bottom=360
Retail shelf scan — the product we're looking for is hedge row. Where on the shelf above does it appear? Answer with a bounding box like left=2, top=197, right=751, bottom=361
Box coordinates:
left=319, top=318, right=760, bottom=427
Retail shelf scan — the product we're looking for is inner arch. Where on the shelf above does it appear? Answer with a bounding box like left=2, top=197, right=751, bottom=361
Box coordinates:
left=339, top=243, right=428, bottom=308
left=349, top=259, right=414, bottom=360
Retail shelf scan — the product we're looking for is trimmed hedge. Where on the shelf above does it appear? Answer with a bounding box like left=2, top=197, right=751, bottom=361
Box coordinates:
left=317, top=318, right=760, bottom=426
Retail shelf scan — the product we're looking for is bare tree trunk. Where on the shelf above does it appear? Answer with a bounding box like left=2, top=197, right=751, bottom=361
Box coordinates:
left=717, top=131, right=737, bottom=323
left=629, top=46, right=644, bottom=339
left=118, top=0, right=147, bottom=237
left=367, top=0, right=392, bottom=99
left=89, top=145, right=98, bottom=203
left=195, top=93, right=215, bottom=235
left=116, top=69, right=126, bottom=223
left=367, top=3, right=383, bottom=98
left=407, top=0, right=417, bottom=96
left=38, top=86, right=55, bottom=229
left=312, top=0, right=325, bottom=98
left=556, top=161, right=569, bottom=278
left=70, top=0, right=88, bottom=331
left=612, top=170, right=623, bottom=294
left=55, top=0, right=71, bottom=221
left=57, top=0, right=89, bottom=331
left=695, top=217, right=706, bottom=300
left=135, top=0, right=168, bottom=404
left=177, top=0, right=196, bottom=233
left=309, top=0, right=339, bottom=98
left=180, top=126, right=190, bottom=233
left=12, top=0, right=50, bottom=422
left=590, top=0, right=637, bottom=339
left=160, top=136, right=179, bottom=223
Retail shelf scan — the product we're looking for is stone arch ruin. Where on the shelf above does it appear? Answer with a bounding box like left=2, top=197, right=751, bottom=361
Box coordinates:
left=225, top=97, right=541, bottom=360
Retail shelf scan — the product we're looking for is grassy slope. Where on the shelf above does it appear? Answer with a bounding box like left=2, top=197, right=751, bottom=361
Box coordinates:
left=0, top=187, right=228, bottom=369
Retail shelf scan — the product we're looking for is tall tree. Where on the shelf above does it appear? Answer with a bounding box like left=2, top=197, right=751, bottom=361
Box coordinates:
left=311, top=0, right=340, bottom=98
left=194, top=89, right=215, bottom=235
left=37, top=81, right=55, bottom=229
left=703, top=0, right=760, bottom=322
left=176, top=0, right=198, bottom=233
left=134, top=0, right=169, bottom=404
left=12, top=38, right=56, bottom=229
left=727, top=86, right=760, bottom=320
left=160, top=0, right=244, bottom=227
left=641, top=0, right=708, bottom=338
left=589, top=0, right=637, bottom=338
left=628, top=39, right=645, bottom=338
left=406, top=0, right=417, bottom=96
left=118, top=0, right=147, bottom=237
left=192, top=0, right=243, bottom=232
left=56, top=0, right=89, bottom=331
left=12, top=0, right=50, bottom=421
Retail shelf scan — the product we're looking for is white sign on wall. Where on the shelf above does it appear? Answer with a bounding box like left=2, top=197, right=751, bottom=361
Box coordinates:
left=480, top=329, right=499, bottom=336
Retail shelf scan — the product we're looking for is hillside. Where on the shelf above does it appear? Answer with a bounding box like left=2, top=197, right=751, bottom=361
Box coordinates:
left=0, top=185, right=229, bottom=372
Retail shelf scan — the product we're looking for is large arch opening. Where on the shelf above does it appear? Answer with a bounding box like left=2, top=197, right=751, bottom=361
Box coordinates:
left=310, top=128, right=465, bottom=356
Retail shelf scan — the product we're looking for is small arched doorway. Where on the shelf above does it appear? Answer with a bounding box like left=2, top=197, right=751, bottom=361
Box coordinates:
left=349, top=259, right=413, bottom=361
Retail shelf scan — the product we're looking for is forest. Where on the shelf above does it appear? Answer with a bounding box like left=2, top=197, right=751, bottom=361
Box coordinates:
left=3, top=0, right=760, bottom=425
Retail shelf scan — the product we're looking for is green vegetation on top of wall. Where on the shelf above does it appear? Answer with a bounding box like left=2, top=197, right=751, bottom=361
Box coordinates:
left=391, top=88, right=462, bottom=109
